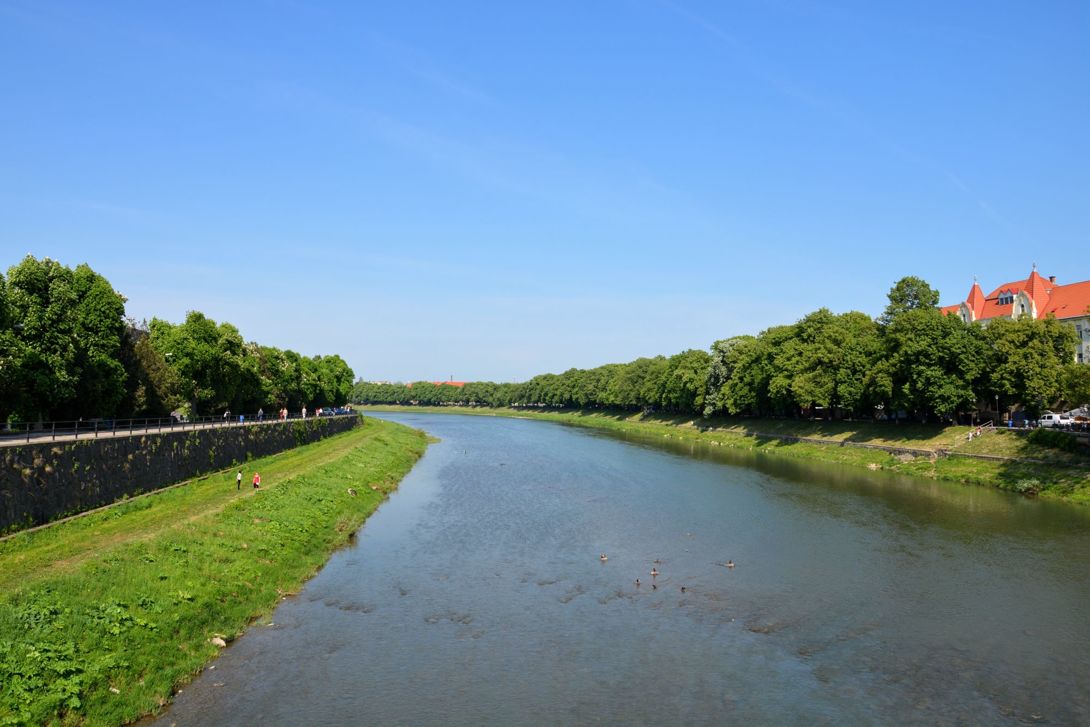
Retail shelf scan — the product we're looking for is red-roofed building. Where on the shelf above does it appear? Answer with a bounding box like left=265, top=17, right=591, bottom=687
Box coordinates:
left=941, top=266, right=1090, bottom=363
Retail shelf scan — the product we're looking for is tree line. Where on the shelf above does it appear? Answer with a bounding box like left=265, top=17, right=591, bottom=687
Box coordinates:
left=0, top=255, right=354, bottom=423
left=354, top=277, right=1090, bottom=422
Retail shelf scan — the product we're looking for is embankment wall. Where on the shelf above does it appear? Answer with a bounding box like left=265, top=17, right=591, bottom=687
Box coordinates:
left=0, top=416, right=359, bottom=533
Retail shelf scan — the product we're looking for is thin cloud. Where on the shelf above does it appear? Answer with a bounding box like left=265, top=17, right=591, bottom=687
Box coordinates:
left=367, top=34, right=499, bottom=106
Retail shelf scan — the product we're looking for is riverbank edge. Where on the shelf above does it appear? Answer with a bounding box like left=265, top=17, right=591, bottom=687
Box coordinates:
left=362, top=406, right=1090, bottom=504
left=0, top=417, right=430, bottom=726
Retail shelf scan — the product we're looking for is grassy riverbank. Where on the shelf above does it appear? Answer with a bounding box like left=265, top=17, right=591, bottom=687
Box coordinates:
left=363, top=406, right=1090, bottom=503
left=0, top=416, right=428, bottom=726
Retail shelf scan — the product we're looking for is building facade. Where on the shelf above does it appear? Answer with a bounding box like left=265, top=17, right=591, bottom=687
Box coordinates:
left=940, top=267, right=1090, bottom=363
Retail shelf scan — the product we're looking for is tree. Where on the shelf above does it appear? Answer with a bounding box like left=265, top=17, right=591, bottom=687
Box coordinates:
left=149, top=311, right=246, bottom=415
left=659, top=349, right=711, bottom=414
left=884, top=307, right=988, bottom=421
left=986, top=316, right=1078, bottom=417
left=881, top=276, right=939, bottom=326
left=720, top=328, right=798, bottom=416
left=4, top=256, right=128, bottom=421
left=1061, top=364, right=1090, bottom=409
left=604, top=357, right=668, bottom=410
left=704, top=336, right=754, bottom=416
left=119, top=324, right=183, bottom=416
left=314, top=355, right=355, bottom=406
left=0, top=273, right=20, bottom=422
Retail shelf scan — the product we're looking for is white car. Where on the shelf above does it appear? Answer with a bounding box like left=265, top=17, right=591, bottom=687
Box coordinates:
left=1038, top=412, right=1073, bottom=428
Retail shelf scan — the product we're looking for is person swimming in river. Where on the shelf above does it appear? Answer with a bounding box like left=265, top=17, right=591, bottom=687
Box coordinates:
left=635, top=578, right=641, bottom=587
left=600, top=554, right=608, bottom=562
left=650, top=568, right=659, bottom=577
left=726, top=560, right=735, bottom=568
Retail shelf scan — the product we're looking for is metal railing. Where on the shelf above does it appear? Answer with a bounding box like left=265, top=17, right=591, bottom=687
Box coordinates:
left=0, top=409, right=356, bottom=445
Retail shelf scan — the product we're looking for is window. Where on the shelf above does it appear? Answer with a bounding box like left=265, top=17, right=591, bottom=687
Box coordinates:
left=998, top=292, right=1014, bottom=305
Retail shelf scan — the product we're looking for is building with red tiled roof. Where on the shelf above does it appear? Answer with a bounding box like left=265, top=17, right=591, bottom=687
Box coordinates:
left=941, top=266, right=1090, bottom=363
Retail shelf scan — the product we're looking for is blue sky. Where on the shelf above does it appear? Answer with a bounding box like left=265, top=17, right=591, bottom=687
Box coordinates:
left=2, top=1, right=1087, bottom=382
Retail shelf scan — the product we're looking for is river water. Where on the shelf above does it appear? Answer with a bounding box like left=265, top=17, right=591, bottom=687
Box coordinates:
left=153, top=413, right=1090, bottom=726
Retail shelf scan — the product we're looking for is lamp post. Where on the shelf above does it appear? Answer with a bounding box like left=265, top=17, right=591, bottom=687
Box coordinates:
left=995, top=394, right=1000, bottom=424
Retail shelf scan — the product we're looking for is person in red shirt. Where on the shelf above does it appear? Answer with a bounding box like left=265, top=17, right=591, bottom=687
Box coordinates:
left=252, top=472, right=261, bottom=489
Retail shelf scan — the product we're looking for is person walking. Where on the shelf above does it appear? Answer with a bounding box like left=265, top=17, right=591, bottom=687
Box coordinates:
left=236, top=470, right=242, bottom=490
left=252, top=472, right=261, bottom=489
left=302, top=406, right=307, bottom=419
left=257, top=407, right=264, bottom=421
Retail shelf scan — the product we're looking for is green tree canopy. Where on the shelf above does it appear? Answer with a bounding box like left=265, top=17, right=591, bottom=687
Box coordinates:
left=1062, top=364, right=1090, bottom=409
left=704, top=336, right=754, bottom=416
left=881, top=276, right=940, bottom=326
left=884, top=307, right=988, bottom=421
left=659, top=349, right=711, bottom=413
left=985, top=316, right=1077, bottom=417
left=4, top=256, right=128, bottom=421
left=149, top=311, right=247, bottom=415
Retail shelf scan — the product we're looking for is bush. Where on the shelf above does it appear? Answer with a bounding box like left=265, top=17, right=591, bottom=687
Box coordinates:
left=1027, top=428, right=1081, bottom=453
left=1011, top=478, right=1041, bottom=495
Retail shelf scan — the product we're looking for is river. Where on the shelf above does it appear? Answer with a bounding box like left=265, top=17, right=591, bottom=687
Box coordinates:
left=152, top=413, right=1090, bottom=726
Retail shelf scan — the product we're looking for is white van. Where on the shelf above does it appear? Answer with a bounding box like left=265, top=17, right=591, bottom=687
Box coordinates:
left=1038, top=412, right=1073, bottom=428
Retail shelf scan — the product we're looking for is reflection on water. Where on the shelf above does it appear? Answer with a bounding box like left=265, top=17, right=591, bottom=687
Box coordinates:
left=154, top=413, right=1090, bottom=726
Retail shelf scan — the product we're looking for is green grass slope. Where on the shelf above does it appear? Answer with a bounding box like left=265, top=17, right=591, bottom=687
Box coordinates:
left=0, top=416, right=428, bottom=726
left=362, top=406, right=1090, bottom=503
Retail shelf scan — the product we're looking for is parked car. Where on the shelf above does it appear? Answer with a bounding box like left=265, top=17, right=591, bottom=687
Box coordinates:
left=1038, top=412, right=1073, bottom=429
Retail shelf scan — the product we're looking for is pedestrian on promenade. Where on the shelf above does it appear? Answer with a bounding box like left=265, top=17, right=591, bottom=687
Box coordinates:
left=223, top=409, right=231, bottom=422
left=302, top=406, right=307, bottom=419
left=236, top=470, right=242, bottom=490
left=258, top=408, right=264, bottom=421
left=252, top=472, right=261, bottom=489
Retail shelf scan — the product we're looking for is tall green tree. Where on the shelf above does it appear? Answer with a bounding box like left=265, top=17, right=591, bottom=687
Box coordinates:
left=721, top=327, right=797, bottom=416
left=1062, top=364, right=1090, bottom=409
left=986, top=316, right=1077, bottom=417
left=880, top=276, right=940, bottom=326
left=149, top=311, right=246, bottom=415
left=0, top=273, right=20, bottom=422
left=884, top=307, right=988, bottom=421
left=4, top=256, right=128, bottom=421
left=119, top=325, right=183, bottom=417
left=704, top=336, right=754, bottom=416
left=659, top=349, right=711, bottom=414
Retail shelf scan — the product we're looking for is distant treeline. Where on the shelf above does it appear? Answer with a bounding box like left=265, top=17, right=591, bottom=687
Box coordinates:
left=354, top=277, right=1090, bottom=422
left=0, top=255, right=354, bottom=422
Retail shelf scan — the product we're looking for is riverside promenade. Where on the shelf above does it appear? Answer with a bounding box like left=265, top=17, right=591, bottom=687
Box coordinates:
left=0, top=411, right=355, bottom=447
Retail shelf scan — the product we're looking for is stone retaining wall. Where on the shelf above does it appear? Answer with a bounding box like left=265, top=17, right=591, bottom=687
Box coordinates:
left=0, top=416, right=359, bottom=533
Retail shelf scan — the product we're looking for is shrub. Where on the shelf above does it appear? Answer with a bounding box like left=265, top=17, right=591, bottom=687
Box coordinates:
left=1027, top=428, right=1081, bottom=453
left=1011, top=478, right=1041, bottom=495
